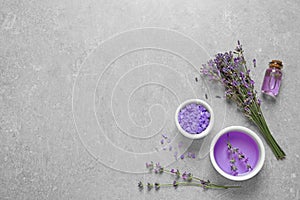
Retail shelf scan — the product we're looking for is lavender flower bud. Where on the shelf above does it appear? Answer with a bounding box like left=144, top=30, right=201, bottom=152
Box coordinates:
left=147, top=183, right=153, bottom=190
left=173, top=180, right=179, bottom=188
left=138, top=181, right=143, bottom=190
left=154, top=182, right=160, bottom=190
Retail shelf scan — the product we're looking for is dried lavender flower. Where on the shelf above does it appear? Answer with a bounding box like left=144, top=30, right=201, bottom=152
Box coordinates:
left=227, top=134, right=252, bottom=176
left=141, top=161, right=240, bottom=190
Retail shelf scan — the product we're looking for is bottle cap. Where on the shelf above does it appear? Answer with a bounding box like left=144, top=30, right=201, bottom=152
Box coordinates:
left=269, top=60, right=283, bottom=69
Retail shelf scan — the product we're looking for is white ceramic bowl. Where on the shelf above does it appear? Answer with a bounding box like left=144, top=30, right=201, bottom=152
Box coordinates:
left=210, top=126, right=265, bottom=181
left=175, top=99, right=214, bottom=140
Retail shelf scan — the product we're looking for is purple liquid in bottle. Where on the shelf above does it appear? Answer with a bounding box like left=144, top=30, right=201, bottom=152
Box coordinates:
left=213, top=131, right=259, bottom=175
left=261, top=60, right=283, bottom=97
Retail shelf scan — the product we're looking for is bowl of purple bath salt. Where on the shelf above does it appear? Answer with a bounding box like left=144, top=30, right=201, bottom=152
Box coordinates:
left=175, top=99, right=214, bottom=139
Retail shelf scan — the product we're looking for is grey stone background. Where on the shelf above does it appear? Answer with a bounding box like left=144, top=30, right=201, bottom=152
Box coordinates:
left=1, top=0, right=300, bottom=199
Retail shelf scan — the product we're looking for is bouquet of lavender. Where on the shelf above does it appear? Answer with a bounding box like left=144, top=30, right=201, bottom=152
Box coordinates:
left=201, top=41, right=285, bottom=160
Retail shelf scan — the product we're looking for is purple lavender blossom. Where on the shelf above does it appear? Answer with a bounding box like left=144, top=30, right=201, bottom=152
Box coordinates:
left=191, top=153, right=196, bottom=159
left=187, top=152, right=196, bottom=159
left=154, top=162, right=164, bottom=173
left=182, top=171, right=188, bottom=180
left=162, top=134, right=168, bottom=139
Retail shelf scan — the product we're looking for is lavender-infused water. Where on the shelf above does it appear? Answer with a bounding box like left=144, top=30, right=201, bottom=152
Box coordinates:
left=213, top=131, right=259, bottom=176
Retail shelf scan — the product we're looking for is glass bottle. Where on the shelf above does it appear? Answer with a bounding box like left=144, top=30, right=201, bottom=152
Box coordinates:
left=261, top=60, right=283, bottom=97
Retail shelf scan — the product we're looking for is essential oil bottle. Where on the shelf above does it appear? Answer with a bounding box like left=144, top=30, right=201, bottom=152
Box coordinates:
left=261, top=60, right=283, bottom=97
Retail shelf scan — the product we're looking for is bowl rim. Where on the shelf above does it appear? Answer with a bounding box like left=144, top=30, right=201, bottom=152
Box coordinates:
left=175, top=99, right=214, bottom=140
left=209, top=126, right=265, bottom=181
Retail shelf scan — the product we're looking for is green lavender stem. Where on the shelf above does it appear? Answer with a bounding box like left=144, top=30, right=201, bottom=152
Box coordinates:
left=249, top=102, right=286, bottom=160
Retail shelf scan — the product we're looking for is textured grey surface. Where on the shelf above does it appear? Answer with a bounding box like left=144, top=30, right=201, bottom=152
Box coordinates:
left=1, top=0, right=300, bottom=199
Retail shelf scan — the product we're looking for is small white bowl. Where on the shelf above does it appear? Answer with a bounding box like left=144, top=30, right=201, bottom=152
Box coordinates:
left=175, top=99, right=214, bottom=140
left=210, top=126, right=265, bottom=181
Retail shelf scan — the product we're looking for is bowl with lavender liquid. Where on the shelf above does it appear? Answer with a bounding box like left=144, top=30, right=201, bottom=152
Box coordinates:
left=175, top=99, right=214, bottom=139
left=210, top=126, right=265, bottom=181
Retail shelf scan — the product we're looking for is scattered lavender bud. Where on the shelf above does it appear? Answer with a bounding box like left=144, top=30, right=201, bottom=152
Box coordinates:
left=167, top=139, right=171, bottom=143
left=195, top=77, right=198, bottom=82
left=162, top=146, right=167, bottom=151
left=186, top=152, right=196, bottom=159
left=174, top=151, right=178, bottom=159
left=205, top=93, right=208, bottom=99
left=169, top=145, right=172, bottom=151
left=187, top=152, right=192, bottom=158
left=178, top=142, right=183, bottom=148
left=162, top=134, right=168, bottom=139
left=191, top=153, right=196, bottom=159
left=160, top=139, right=164, bottom=145
left=180, top=154, right=185, bottom=160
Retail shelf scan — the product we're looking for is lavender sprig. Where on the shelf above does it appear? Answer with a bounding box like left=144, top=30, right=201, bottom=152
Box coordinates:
left=138, top=181, right=233, bottom=191
left=227, top=134, right=252, bottom=176
left=201, top=41, right=286, bottom=160
left=142, top=161, right=240, bottom=190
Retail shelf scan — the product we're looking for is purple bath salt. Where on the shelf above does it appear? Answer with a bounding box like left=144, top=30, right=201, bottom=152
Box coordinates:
left=213, top=131, right=259, bottom=176
left=178, top=103, right=210, bottom=134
